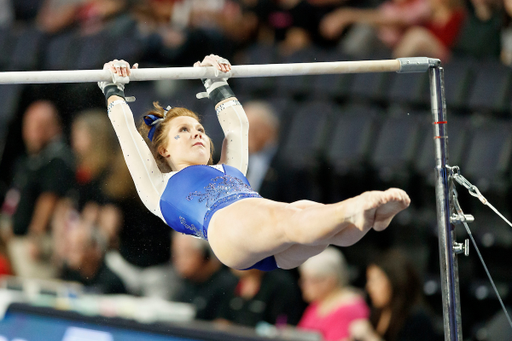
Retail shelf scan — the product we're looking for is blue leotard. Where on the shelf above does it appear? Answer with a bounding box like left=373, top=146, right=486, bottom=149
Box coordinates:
left=160, top=164, right=259, bottom=240
left=160, top=164, right=278, bottom=271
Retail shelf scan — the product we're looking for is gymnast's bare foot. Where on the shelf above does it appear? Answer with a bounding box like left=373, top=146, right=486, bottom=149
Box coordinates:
left=349, top=188, right=411, bottom=232
left=373, top=188, right=411, bottom=230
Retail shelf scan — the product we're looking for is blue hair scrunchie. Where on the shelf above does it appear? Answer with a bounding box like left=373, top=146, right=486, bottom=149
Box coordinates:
left=144, top=114, right=163, bottom=142
left=143, top=106, right=171, bottom=142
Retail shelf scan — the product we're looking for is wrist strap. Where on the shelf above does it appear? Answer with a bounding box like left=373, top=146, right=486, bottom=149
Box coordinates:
left=209, top=85, right=235, bottom=105
left=104, top=84, right=125, bottom=101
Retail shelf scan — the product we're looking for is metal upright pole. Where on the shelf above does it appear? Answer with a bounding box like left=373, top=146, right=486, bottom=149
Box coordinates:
left=429, top=65, right=463, bottom=341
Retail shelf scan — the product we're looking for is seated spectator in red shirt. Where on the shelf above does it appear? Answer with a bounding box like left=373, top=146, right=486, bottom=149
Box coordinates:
left=297, top=247, right=369, bottom=341
left=0, top=236, right=12, bottom=277
left=393, top=0, right=467, bottom=61
left=319, top=0, right=431, bottom=57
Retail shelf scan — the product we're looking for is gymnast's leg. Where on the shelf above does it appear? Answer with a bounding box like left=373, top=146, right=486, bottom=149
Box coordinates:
left=278, top=188, right=410, bottom=246
left=272, top=200, right=330, bottom=269
left=207, top=188, right=410, bottom=270
left=275, top=189, right=410, bottom=268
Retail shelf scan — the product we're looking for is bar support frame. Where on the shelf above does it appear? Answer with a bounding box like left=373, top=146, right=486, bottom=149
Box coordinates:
left=429, top=65, right=463, bottom=341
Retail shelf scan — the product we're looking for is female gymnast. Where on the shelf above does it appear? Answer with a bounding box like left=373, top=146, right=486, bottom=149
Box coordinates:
left=98, top=54, right=411, bottom=271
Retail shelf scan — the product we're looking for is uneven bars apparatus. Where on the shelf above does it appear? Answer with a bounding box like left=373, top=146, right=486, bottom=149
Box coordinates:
left=0, top=57, right=461, bottom=340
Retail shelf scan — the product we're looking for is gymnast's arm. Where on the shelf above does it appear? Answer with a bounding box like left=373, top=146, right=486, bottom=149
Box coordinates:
left=215, top=97, right=249, bottom=176
left=195, top=55, right=249, bottom=175
left=106, top=96, right=166, bottom=219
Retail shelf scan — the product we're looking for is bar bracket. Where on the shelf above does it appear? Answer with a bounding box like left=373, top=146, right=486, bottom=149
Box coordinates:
left=397, top=57, right=440, bottom=73
left=453, top=240, right=470, bottom=257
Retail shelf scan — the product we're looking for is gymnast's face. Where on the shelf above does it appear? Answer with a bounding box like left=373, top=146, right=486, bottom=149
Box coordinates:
left=159, top=116, right=211, bottom=171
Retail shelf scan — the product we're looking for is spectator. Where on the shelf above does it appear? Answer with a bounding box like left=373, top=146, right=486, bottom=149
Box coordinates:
left=171, top=231, right=237, bottom=321
left=37, top=0, right=132, bottom=36
left=0, top=0, right=14, bottom=27
left=52, top=110, right=117, bottom=272
left=502, top=0, right=512, bottom=65
left=217, top=267, right=305, bottom=327
left=245, top=100, right=279, bottom=193
left=184, top=0, right=258, bottom=45
left=451, top=0, right=502, bottom=60
left=2, top=100, right=74, bottom=279
left=348, top=249, right=440, bottom=341
left=236, top=0, right=285, bottom=45
left=130, top=0, right=236, bottom=67
left=69, top=109, right=115, bottom=209
left=0, top=223, right=12, bottom=277
left=393, top=0, right=467, bottom=61
left=234, top=0, right=348, bottom=55
left=319, top=0, right=431, bottom=57
left=52, top=109, right=118, bottom=269
left=13, top=0, right=45, bottom=22
left=104, top=152, right=175, bottom=300
left=245, top=100, right=306, bottom=203
left=60, top=220, right=127, bottom=294
left=282, top=0, right=348, bottom=54
left=36, top=0, right=85, bottom=34
left=75, top=0, right=132, bottom=36
left=51, top=109, right=174, bottom=298
left=297, top=247, right=370, bottom=341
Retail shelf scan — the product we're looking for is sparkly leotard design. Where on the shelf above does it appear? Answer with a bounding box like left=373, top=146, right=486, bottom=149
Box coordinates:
left=160, top=164, right=261, bottom=240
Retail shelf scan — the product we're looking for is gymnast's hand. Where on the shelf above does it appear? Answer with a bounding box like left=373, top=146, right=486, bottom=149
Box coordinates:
left=98, top=59, right=139, bottom=102
left=194, top=54, right=232, bottom=100
left=103, top=59, right=139, bottom=78
left=194, top=54, right=231, bottom=75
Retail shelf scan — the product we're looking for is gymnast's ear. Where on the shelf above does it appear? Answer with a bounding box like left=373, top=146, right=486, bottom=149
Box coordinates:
left=158, top=146, right=170, bottom=158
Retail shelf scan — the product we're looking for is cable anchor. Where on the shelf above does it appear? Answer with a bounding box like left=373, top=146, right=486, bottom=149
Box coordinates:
left=450, top=213, right=474, bottom=225
left=446, top=164, right=512, bottom=331
left=453, top=239, right=469, bottom=256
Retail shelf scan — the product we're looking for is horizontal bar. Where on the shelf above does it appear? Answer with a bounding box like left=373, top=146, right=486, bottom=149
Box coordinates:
left=0, top=59, right=410, bottom=84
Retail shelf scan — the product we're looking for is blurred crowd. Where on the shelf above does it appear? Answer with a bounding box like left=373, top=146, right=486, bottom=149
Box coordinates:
left=0, top=0, right=509, bottom=67
left=0, top=91, right=447, bottom=341
left=0, top=0, right=511, bottom=340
